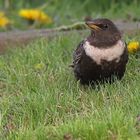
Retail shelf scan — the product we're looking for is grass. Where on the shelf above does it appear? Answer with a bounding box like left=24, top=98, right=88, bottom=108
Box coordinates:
left=0, top=31, right=140, bottom=139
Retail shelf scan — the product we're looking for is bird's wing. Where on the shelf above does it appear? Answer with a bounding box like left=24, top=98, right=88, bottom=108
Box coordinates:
left=73, top=40, right=85, bottom=66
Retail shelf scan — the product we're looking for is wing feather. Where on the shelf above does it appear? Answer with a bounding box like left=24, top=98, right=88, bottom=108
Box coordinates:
left=73, top=40, right=85, bottom=66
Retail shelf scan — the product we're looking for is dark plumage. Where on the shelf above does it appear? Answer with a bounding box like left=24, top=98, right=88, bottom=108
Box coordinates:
left=72, top=18, right=128, bottom=85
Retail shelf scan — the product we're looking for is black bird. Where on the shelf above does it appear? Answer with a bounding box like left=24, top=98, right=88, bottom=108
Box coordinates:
left=72, top=18, right=128, bottom=85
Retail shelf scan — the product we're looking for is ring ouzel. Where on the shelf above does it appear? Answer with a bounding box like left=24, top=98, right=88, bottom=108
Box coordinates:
left=72, top=18, right=128, bottom=85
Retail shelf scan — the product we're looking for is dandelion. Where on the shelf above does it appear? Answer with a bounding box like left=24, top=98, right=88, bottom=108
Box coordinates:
left=0, top=11, right=10, bottom=27
left=19, top=9, right=52, bottom=24
left=127, top=41, right=140, bottom=53
left=34, top=62, right=46, bottom=71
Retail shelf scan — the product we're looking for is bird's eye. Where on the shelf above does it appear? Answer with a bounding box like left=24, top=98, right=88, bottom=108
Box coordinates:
left=103, top=24, right=108, bottom=29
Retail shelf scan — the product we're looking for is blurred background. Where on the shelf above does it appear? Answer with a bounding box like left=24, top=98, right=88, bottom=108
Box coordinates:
left=0, top=0, right=139, bottom=31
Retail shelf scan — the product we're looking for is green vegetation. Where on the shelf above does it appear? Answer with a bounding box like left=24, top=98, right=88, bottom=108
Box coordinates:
left=0, top=0, right=140, bottom=139
left=0, top=33, right=140, bottom=139
left=0, top=0, right=140, bottom=30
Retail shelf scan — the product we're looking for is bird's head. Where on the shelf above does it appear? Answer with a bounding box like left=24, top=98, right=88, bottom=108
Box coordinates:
left=86, top=18, right=121, bottom=47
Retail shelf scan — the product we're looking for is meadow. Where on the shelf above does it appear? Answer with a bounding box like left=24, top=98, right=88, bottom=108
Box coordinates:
left=0, top=32, right=140, bottom=139
left=0, top=0, right=140, bottom=140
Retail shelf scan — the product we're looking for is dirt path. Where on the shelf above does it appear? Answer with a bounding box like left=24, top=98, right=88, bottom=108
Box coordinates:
left=0, top=21, right=140, bottom=53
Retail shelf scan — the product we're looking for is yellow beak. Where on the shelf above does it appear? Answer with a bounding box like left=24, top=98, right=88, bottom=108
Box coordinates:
left=86, top=21, right=101, bottom=31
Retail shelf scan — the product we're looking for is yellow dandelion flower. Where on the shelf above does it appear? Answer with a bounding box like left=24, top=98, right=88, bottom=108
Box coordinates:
left=19, top=9, right=30, bottom=19
left=19, top=9, right=52, bottom=24
left=34, top=62, right=46, bottom=71
left=127, top=41, right=140, bottom=53
left=0, top=11, right=11, bottom=28
left=39, top=11, right=52, bottom=24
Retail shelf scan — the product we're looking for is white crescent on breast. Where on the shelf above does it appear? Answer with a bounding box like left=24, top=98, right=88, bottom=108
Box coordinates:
left=83, top=40, right=125, bottom=65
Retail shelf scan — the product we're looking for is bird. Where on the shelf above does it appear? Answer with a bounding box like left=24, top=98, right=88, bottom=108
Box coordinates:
left=72, top=18, right=128, bottom=85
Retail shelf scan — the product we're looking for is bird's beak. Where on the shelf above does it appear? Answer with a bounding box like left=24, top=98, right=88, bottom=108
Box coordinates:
left=86, top=21, right=101, bottom=31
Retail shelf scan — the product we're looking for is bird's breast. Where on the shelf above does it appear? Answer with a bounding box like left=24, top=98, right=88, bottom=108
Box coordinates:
left=83, top=40, right=125, bottom=65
